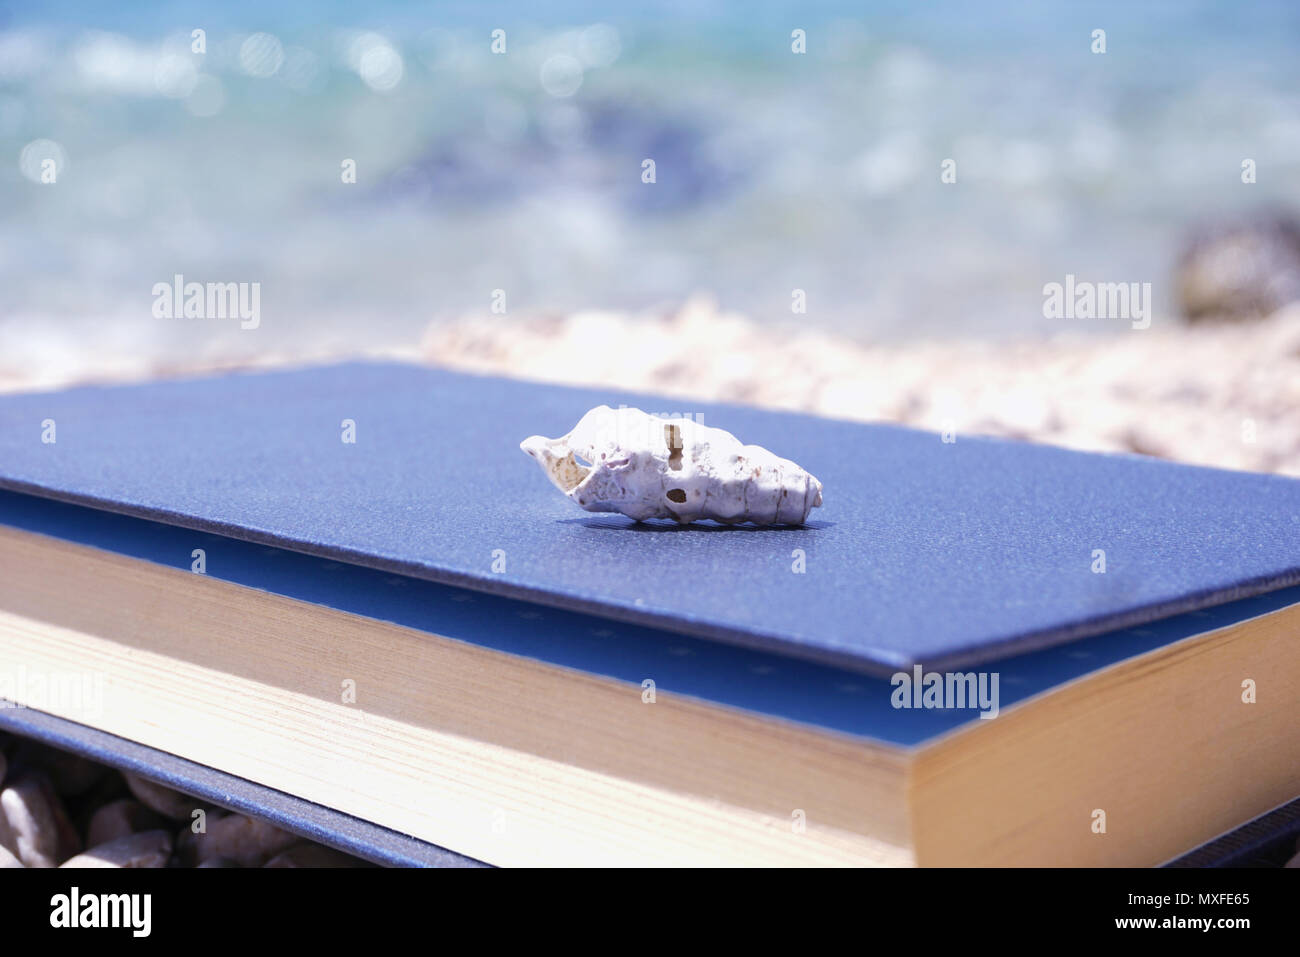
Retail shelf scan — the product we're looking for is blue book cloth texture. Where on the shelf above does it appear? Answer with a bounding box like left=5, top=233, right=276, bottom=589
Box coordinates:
left=0, top=361, right=1298, bottom=676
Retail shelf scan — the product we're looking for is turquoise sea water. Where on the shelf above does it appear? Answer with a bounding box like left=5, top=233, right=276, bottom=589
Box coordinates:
left=2, top=1, right=1300, bottom=366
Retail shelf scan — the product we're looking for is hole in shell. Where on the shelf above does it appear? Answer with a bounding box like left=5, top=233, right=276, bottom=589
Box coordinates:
left=665, top=424, right=683, bottom=470
left=665, top=488, right=687, bottom=504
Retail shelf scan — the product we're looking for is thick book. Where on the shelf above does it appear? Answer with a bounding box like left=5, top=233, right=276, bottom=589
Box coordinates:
left=0, top=361, right=1297, bottom=866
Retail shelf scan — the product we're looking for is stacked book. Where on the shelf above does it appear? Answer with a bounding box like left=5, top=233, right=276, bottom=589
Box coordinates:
left=1, top=362, right=1297, bottom=866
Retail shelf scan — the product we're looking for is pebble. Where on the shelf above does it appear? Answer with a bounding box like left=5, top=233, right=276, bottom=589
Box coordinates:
left=0, top=735, right=366, bottom=867
left=1176, top=215, right=1300, bottom=321
left=0, top=772, right=81, bottom=868
left=86, top=799, right=168, bottom=848
left=265, top=843, right=365, bottom=868
left=60, top=830, right=173, bottom=869
left=172, top=811, right=215, bottom=866
left=124, top=772, right=201, bottom=820
left=191, top=813, right=299, bottom=867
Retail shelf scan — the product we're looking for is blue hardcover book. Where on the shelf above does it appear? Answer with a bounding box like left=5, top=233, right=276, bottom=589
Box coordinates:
left=0, top=362, right=1297, bottom=866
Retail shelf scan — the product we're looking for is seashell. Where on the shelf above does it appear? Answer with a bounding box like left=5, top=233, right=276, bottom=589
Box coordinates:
left=521, top=405, right=823, bottom=525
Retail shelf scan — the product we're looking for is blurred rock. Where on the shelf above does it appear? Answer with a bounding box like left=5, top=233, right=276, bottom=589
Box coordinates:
left=265, top=843, right=365, bottom=868
left=0, top=772, right=81, bottom=867
left=191, top=813, right=298, bottom=867
left=1177, top=215, right=1300, bottom=322
left=60, top=829, right=172, bottom=869
left=0, top=737, right=364, bottom=868
left=66, top=771, right=132, bottom=836
left=124, top=772, right=200, bottom=820
left=86, top=799, right=168, bottom=848
left=173, top=810, right=218, bottom=866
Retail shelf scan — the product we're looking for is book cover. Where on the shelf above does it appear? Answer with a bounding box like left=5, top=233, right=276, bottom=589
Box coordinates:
left=1, top=360, right=1298, bottom=675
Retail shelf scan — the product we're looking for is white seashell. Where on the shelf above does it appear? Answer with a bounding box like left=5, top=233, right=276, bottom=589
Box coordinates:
left=521, top=405, right=823, bottom=525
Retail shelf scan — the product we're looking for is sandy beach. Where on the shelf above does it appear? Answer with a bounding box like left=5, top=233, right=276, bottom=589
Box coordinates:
left=4, top=299, right=1297, bottom=480
left=420, top=299, right=1300, bottom=478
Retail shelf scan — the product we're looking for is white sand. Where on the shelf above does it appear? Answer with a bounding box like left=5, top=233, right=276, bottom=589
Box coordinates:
left=422, top=298, right=1300, bottom=478
left=4, top=299, right=1296, bottom=478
